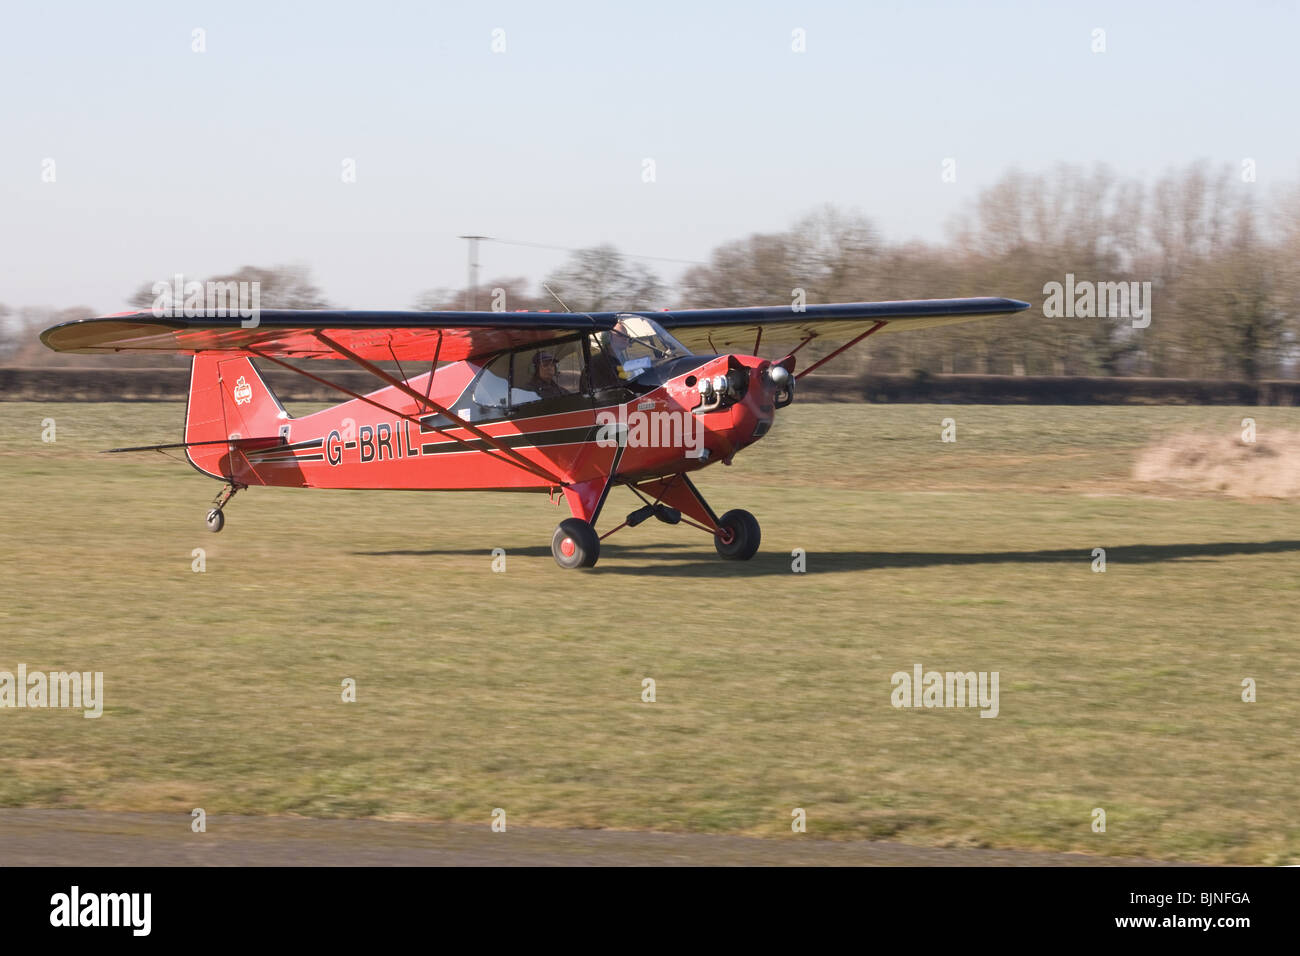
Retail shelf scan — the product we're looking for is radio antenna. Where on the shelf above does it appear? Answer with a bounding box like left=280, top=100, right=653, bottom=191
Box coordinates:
left=542, top=283, right=573, bottom=313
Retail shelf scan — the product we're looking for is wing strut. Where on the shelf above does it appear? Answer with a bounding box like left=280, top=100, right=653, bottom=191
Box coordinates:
left=247, top=345, right=563, bottom=485
left=794, top=321, right=887, bottom=380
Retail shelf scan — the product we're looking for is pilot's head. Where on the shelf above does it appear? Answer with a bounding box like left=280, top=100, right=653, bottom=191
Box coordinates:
left=596, top=330, right=630, bottom=359
left=533, top=351, right=558, bottom=380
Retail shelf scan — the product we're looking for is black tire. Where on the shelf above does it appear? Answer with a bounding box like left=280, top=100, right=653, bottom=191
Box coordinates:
left=714, top=509, right=760, bottom=560
left=552, top=518, right=600, bottom=569
left=205, top=509, right=225, bottom=533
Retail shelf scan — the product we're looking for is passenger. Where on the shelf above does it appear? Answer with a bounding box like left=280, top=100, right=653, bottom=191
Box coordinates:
left=585, top=333, right=626, bottom=390
left=524, top=351, right=567, bottom=398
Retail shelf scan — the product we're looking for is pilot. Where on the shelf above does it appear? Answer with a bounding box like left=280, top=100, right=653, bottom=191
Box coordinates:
left=524, top=351, right=567, bottom=398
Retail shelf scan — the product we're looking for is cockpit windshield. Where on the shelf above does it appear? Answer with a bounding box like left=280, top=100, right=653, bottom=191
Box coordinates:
left=590, top=315, right=692, bottom=384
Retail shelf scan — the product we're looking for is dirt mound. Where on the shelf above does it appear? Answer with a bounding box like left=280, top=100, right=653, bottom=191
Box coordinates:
left=1134, top=429, right=1300, bottom=497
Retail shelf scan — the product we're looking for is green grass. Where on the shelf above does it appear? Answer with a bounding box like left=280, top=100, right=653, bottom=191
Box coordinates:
left=2, top=401, right=1298, bottom=863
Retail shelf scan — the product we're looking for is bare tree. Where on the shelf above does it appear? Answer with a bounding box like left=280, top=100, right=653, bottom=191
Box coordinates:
left=413, top=276, right=548, bottom=312
left=541, top=245, right=665, bottom=312
left=127, top=264, right=333, bottom=311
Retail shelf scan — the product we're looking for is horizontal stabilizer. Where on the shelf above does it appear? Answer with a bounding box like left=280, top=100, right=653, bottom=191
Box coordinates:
left=106, top=436, right=284, bottom=454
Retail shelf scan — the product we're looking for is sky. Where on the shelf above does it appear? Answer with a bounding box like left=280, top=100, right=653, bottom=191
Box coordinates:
left=2, top=0, right=1297, bottom=312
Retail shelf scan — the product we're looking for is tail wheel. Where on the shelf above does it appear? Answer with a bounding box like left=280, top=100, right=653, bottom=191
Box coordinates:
left=714, top=509, right=760, bottom=560
left=205, top=482, right=240, bottom=533
left=552, top=518, right=600, bottom=569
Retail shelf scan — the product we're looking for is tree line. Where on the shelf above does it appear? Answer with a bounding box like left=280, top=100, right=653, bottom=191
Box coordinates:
left=5, top=162, right=1297, bottom=380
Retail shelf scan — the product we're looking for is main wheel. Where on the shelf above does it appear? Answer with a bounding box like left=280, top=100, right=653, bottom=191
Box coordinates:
left=205, top=509, right=225, bottom=533
left=714, top=509, right=760, bottom=560
left=552, top=518, right=600, bottom=569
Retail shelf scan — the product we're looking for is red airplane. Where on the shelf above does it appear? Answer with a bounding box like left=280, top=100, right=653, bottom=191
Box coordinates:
left=42, top=297, right=1028, bottom=568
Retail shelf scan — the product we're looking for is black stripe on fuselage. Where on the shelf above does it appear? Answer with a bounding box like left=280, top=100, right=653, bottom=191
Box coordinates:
left=246, top=454, right=325, bottom=464
left=248, top=438, right=324, bottom=456
left=419, top=424, right=602, bottom=457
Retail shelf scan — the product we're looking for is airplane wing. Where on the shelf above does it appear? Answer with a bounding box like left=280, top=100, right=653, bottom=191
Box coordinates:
left=650, top=297, right=1032, bottom=356
left=42, top=298, right=1030, bottom=364
left=40, top=310, right=617, bottom=363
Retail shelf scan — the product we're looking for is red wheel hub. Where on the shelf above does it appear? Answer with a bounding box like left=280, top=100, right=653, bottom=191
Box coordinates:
left=717, top=527, right=735, bottom=545
left=560, top=537, right=576, bottom=557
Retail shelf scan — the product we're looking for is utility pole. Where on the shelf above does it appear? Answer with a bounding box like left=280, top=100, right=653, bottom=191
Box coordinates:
left=457, top=235, right=490, bottom=310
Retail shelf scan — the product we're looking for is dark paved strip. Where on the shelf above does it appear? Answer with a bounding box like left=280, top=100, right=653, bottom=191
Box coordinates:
left=0, top=810, right=1179, bottom=866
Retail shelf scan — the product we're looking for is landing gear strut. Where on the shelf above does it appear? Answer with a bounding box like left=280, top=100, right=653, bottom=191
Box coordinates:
left=550, top=474, right=762, bottom=568
left=624, top=476, right=761, bottom=562
left=205, top=482, right=244, bottom=533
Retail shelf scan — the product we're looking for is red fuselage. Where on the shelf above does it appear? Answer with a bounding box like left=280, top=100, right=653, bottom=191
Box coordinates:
left=192, top=352, right=779, bottom=499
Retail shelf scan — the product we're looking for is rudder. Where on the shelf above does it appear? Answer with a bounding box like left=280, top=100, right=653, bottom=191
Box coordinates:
left=185, top=355, right=289, bottom=480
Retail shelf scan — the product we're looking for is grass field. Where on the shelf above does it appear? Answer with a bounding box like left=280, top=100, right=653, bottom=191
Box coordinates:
left=2, top=401, right=1298, bottom=864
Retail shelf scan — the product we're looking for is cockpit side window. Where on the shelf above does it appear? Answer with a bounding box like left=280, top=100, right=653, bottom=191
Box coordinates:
left=467, top=321, right=689, bottom=419
left=469, top=352, right=512, bottom=420
left=468, top=338, right=594, bottom=420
